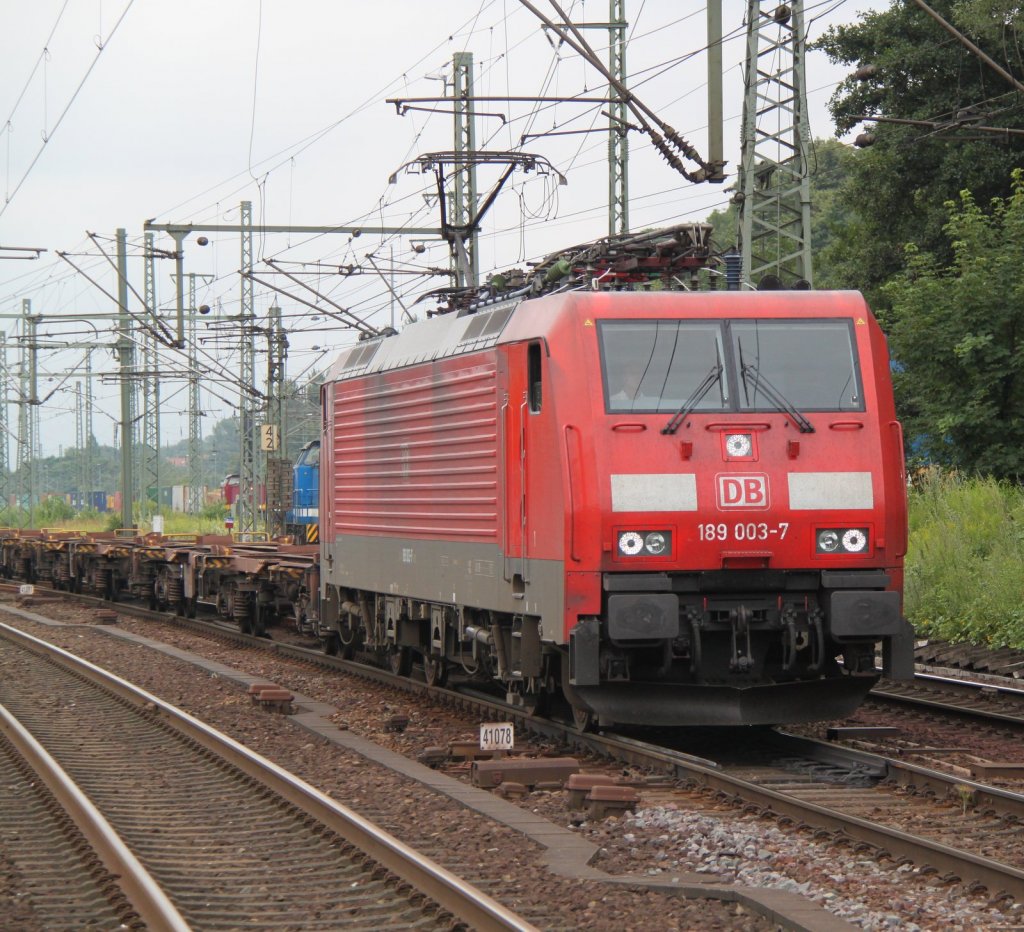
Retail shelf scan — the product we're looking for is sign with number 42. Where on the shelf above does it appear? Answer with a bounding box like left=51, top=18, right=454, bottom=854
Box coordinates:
left=479, top=722, right=514, bottom=751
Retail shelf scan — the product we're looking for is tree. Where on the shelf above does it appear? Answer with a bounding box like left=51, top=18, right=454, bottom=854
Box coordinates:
left=814, top=0, right=1024, bottom=306
left=883, top=170, right=1024, bottom=477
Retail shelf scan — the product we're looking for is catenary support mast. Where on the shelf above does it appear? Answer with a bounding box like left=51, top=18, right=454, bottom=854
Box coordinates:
left=738, top=0, right=813, bottom=287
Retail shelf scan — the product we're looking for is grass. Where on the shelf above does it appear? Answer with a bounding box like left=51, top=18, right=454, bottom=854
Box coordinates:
left=906, top=470, right=1024, bottom=648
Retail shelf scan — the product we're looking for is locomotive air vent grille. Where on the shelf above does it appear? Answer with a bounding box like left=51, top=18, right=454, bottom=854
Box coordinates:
left=481, top=305, right=514, bottom=336
left=343, top=341, right=382, bottom=370
left=457, top=305, right=515, bottom=347
left=460, top=312, right=493, bottom=343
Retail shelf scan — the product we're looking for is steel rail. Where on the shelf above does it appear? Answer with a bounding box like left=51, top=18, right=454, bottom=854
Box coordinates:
left=0, top=703, right=190, bottom=932
left=0, top=622, right=538, bottom=932
left=10, top=588, right=1024, bottom=902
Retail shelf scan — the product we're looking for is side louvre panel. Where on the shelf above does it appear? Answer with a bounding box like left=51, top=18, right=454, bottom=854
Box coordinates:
left=331, top=362, right=500, bottom=541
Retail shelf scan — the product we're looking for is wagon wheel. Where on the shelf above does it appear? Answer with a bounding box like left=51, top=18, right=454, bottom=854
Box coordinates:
left=422, top=654, right=447, bottom=688
left=322, top=633, right=340, bottom=656
left=571, top=704, right=593, bottom=733
left=387, top=645, right=412, bottom=678
left=252, top=602, right=269, bottom=639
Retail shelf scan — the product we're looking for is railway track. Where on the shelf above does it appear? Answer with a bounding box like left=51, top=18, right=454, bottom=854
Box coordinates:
left=0, top=621, right=537, bottom=932
left=10, top=585, right=1024, bottom=914
left=125, top=601, right=1024, bottom=905
left=872, top=670, right=1024, bottom=725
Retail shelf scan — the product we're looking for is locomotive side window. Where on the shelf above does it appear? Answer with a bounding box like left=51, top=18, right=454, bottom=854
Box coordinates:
left=599, top=320, right=726, bottom=413
left=297, top=441, right=320, bottom=468
left=730, top=319, right=863, bottom=412
left=528, top=341, right=542, bottom=412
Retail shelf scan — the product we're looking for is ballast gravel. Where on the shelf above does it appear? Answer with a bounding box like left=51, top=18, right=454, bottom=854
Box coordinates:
left=1, top=599, right=1021, bottom=931
left=577, top=805, right=1015, bottom=931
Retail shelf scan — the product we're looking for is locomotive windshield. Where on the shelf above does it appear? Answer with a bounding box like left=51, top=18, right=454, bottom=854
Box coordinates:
left=600, top=318, right=863, bottom=413
left=731, top=320, right=862, bottom=412
left=601, top=320, right=727, bottom=413
left=296, top=441, right=320, bottom=468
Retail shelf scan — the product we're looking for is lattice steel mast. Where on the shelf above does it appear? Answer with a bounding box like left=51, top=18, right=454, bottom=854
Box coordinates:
left=608, top=0, right=628, bottom=236
left=738, top=1, right=813, bottom=287
left=0, top=335, right=8, bottom=509
left=452, top=53, right=479, bottom=288
left=237, top=201, right=258, bottom=534
left=142, top=232, right=160, bottom=505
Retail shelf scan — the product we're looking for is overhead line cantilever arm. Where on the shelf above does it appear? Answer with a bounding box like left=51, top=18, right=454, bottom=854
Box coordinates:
left=263, top=259, right=381, bottom=336
left=87, top=232, right=177, bottom=345
left=856, top=114, right=1024, bottom=138
left=515, top=0, right=712, bottom=181
left=55, top=251, right=178, bottom=350
left=386, top=95, right=615, bottom=106
left=245, top=271, right=378, bottom=339
left=909, top=0, right=1024, bottom=95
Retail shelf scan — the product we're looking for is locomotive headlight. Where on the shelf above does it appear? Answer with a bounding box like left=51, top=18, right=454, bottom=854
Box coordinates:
left=644, top=531, right=668, bottom=555
left=841, top=528, right=868, bottom=552
left=618, top=531, right=645, bottom=556
left=817, top=530, right=840, bottom=553
left=816, top=527, right=870, bottom=554
left=617, top=530, right=672, bottom=557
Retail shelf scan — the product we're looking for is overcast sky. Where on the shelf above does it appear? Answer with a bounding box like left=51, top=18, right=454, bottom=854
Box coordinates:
left=0, top=0, right=885, bottom=461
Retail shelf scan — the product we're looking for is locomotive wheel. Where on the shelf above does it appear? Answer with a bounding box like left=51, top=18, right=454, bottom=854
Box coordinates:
left=422, top=655, right=447, bottom=687
left=571, top=705, right=593, bottom=733
left=184, top=597, right=197, bottom=619
left=521, top=688, right=545, bottom=717
left=387, top=646, right=412, bottom=678
left=322, top=634, right=340, bottom=656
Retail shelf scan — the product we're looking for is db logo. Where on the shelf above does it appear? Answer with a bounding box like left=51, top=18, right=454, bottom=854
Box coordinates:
left=717, top=474, right=770, bottom=510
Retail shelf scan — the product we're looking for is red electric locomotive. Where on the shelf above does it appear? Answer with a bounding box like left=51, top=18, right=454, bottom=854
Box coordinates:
left=318, top=283, right=913, bottom=727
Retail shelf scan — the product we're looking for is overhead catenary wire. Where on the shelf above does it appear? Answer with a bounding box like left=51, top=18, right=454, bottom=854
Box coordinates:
left=0, top=0, right=137, bottom=220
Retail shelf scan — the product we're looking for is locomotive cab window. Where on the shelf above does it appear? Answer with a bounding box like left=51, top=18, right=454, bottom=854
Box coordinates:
left=599, top=320, right=727, bottom=413
left=297, top=441, right=320, bottom=468
left=599, top=317, right=863, bottom=415
left=730, top=319, right=863, bottom=412
left=528, top=342, right=542, bottom=413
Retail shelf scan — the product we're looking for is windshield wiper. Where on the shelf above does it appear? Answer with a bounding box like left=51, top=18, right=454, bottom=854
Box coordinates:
left=661, top=364, right=722, bottom=435
left=740, top=362, right=815, bottom=433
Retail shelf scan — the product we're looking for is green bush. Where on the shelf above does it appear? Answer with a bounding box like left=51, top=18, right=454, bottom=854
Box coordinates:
left=906, top=471, right=1024, bottom=647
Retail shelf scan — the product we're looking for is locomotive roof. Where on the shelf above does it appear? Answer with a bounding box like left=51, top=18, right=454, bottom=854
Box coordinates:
left=324, top=289, right=873, bottom=380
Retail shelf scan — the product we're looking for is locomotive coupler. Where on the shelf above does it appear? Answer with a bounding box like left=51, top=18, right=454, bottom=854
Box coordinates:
left=729, top=605, right=754, bottom=672
left=781, top=606, right=799, bottom=671
left=808, top=609, right=825, bottom=671
left=685, top=609, right=703, bottom=674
